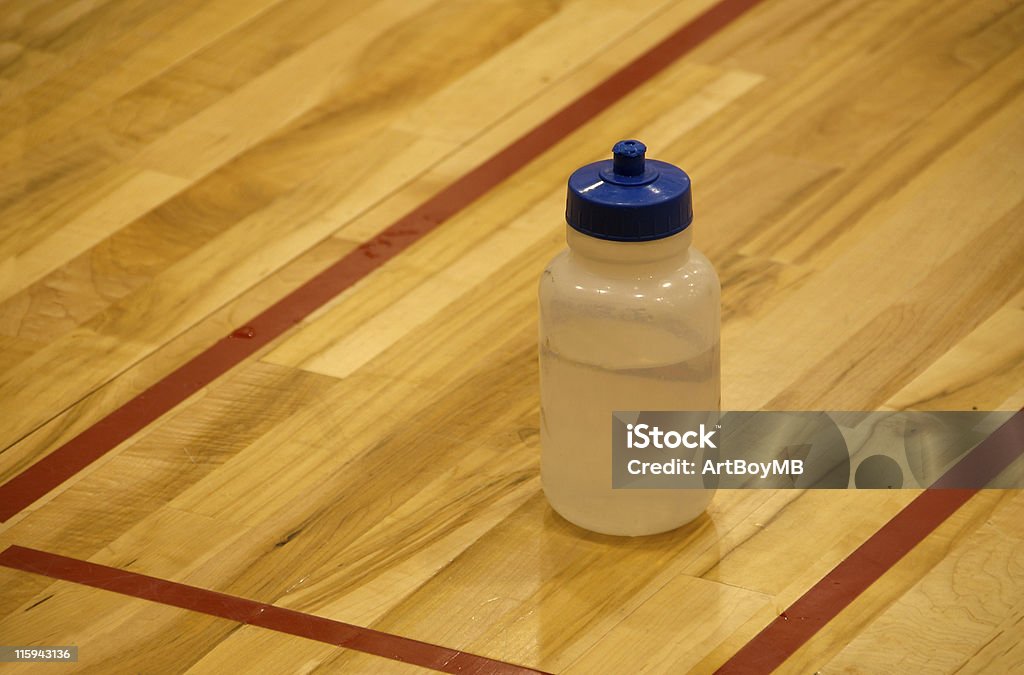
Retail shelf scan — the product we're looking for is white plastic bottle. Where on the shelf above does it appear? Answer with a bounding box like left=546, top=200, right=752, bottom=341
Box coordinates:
left=538, top=140, right=720, bottom=536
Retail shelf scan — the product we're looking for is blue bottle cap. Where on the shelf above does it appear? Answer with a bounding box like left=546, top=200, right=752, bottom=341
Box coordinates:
left=565, top=140, right=693, bottom=242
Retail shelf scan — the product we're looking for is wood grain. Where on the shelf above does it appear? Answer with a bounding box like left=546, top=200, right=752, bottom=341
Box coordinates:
left=1, top=0, right=1022, bottom=672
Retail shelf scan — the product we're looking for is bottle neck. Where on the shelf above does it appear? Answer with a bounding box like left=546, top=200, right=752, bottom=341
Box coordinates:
left=565, top=226, right=692, bottom=264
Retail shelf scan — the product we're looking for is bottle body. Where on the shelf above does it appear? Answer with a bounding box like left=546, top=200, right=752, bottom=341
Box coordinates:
left=538, top=226, right=720, bottom=536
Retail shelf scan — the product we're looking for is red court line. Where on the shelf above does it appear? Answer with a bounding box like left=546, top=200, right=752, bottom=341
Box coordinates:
left=0, top=545, right=549, bottom=675
left=0, top=0, right=766, bottom=523
left=715, top=408, right=1024, bottom=674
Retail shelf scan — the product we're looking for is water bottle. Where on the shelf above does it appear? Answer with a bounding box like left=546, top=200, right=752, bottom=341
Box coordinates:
left=538, top=140, right=720, bottom=536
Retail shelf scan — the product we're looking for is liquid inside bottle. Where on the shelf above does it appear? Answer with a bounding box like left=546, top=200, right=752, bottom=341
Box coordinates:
left=540, top=327, right=718, bottom=535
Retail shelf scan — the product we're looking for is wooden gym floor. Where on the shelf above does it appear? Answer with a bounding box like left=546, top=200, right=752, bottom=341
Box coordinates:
left=1, top=0, right=1023, bottom=672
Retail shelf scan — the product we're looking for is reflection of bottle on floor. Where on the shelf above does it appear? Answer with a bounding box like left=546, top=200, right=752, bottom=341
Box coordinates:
left=538, top=140, right=721, bottom=536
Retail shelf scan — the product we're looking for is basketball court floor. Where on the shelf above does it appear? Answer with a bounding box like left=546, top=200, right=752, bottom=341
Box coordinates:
left=1, top=0, right=1022, bottom=672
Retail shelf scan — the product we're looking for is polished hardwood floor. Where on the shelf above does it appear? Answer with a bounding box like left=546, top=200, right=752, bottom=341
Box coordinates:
left=0, top=0, right=1022, bottom=672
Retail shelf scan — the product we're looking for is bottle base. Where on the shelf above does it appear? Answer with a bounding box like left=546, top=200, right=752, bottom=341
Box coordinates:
left=543, top=487, right=713, bottom=537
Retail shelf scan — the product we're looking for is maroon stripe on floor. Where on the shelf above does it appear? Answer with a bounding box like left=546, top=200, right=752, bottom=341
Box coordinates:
left=0, top=0, right=767, bottom=522
left=0, top=545, right=547, bottom=674
left=715, top=408, right=1024, bottom=674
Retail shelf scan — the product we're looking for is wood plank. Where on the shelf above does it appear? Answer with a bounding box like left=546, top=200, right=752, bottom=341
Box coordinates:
left=786, top=491, right=1024, bottom=673
left=0, top=575, right=247, bottom=673
left=0, top=130, right=445, bottom=453
left=718, top=52, right=1024, bottom=409
left=689, top=490, right=1012, bottom=672
left=563, top=575, right=770, bottom=674
left=0, top=0, right=284, bottom=154
left=0, top=235, right=354, bottom=483
left=0, top=169, right=188, bottom=304
left=886, top=290, right=1024, bottom=411
left=186, top=627, right=437, bottom=675
left=0, top=361, right=338, bottom=612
